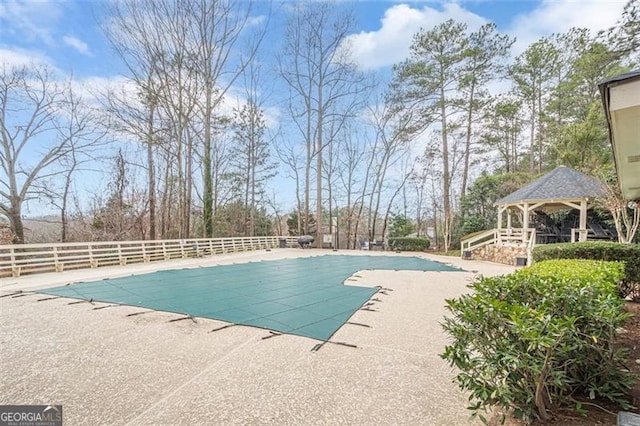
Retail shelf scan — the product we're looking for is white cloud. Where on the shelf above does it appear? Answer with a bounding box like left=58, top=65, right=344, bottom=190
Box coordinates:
left=70, top=74, right=283, bottom=130
left=0, top=47, right=56, bottom=70
left=246, top=15, right=267, bottom=27
left=345, top=1, right=629, bottom=69
left=63, top=35, right=91, bottom=56
left=344, top=3, right=488, bottom=70
left=71, top=75, right=136, bottom=107
left=508, top=0, right=627, bottom=54
left=0, top=0, right=62, bottom=45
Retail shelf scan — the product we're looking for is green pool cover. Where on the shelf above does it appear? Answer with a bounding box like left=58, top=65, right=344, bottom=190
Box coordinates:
left=38, top=255, right=460, bottom=341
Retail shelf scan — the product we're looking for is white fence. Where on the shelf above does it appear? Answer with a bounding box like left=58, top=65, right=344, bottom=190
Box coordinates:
left=0, top=236, right=299, bottom=278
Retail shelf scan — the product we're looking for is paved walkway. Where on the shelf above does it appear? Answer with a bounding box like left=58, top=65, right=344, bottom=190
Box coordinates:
left=0, top=250, right=515, bottom=425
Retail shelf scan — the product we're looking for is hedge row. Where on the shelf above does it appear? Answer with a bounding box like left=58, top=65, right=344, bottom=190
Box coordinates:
left=533, top=241, right=640, bottom=300
left=442, top=259, right=635, bottom=423
left=387, top=237, right=430, bottom=251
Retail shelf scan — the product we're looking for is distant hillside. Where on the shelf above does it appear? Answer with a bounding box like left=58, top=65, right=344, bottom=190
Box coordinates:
left=23, top=216, right=62, bottom=243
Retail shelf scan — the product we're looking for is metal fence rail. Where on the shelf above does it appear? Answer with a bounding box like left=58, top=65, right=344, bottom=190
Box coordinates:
left=0, top=236, right=299, bottom=278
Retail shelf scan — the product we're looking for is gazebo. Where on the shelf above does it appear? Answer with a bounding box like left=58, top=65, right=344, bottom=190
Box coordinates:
left=461, top=166, right=608, bottom=265
left=494, top=166, right=607, bottom=243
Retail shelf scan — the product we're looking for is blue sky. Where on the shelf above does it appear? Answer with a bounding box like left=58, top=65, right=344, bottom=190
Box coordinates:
left=0, top=0, right=629, bottom=80
left=0, top=0, right=631, bottom=216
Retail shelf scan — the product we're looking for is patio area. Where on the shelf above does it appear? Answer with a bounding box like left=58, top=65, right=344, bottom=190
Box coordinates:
left=0, top=250, right=514, bottom=425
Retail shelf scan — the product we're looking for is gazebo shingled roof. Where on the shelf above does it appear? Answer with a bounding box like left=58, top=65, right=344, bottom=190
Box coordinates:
left=495, top=165, right=606, bottom=206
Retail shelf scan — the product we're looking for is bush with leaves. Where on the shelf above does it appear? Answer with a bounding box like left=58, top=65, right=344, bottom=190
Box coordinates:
left=387, top=237, right=429, bottom=251
left=442, top=259, right=635, bottom=424
left=533, top=242, right=640, bottom=300
left=388, top=214, right=415, bottom=237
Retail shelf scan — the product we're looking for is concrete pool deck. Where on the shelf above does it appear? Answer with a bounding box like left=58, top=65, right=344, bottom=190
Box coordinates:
left=0, top=249, right=515, bottom=425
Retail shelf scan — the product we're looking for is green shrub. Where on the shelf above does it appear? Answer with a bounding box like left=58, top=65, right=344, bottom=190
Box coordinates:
left=387, top=237, right=429, bottom=251
left=533, top=242, right=640, bottom=300
left=441, top=260, right=634, bottom=424
left=521, top=259, right=625, bottom=289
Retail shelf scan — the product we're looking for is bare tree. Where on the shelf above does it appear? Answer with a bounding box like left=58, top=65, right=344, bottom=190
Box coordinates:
left=596, top=169, right=640, bottom=243
left=100, top=73, right=161, bottom=239
left=279, top=1, right=367, bottom=241
left=363, top=98, right=412, bottom=242
left=190, top=0, right=267, bottom=237
left=276, top=136, right=305, bottom=236
left=0, top=65, right=99, bottom=243
left=105, top=0, right=265, bottom=239
left=228, top=60, right=276, bottom=236
left=380, top=156, right=412, bottom=242
left=55, top=82, right=107, bottom=242
left=336, top=124, right=366, bottom=248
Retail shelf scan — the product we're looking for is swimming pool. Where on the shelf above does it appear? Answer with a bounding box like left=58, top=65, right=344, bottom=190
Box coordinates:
left=38, top=255, right=460, bottom=341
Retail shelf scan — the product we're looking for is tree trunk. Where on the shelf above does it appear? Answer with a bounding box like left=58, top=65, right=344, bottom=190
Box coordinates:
left=530, top=92, right=536, bottom=175
left=316, top=109, right=323, bottom=246
left=431, top=176, right=439, bottom=250
left=147, top=104, right=156, bottom=241
left=184, top=129, right=193, bottom=237
left=203, top=84, right=214, bottom=238
left=61, top=169, right=73, bottom=243
left=461, top=80, right=476, bottom=202
left=440, top=82, right=452, bottom=252
left=304, top=109, right=312, bottom=235
left=537, top=87, right=543, bottom=174
left=8, top=202, right=24, bottom=244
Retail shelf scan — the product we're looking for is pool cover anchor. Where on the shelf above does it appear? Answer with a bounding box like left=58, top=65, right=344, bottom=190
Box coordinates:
left=209, top=324, right=236, bottom=333
left=261, top=331, right=282, bottom=340
left=93, top=304, right=121, bottom=310
left=0, top=291, right=22, bottom=298
left=11, top=292, right=32, bottom=299
left=68, top=298, right=94, bottom=305
left=169, top=315, right=197, bottom=323
left=311, top=340, right=358, bottom=353
left=345, top=321, right=370, bottom=328
left=374, top=286, right=393, bottom=296
left=37, top=296, right=60, bottom=302
left=126, top=310, right=153, bottom=316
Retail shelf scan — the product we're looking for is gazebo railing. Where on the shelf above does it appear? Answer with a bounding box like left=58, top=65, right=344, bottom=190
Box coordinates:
left=496, top=228, right=536, bottom=246
left=570, top=228, right=589, bottom=242
left=461, top=228, right=537, bottom=257
left=461, top=229, right=499, bottom=256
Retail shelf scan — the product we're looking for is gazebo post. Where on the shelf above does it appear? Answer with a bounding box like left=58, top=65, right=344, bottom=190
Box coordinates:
left=579, top=200, right=588, bottom=242
left=523, top=203, right=530, bottom=243
left=507, top=210, right=512, bottom=229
